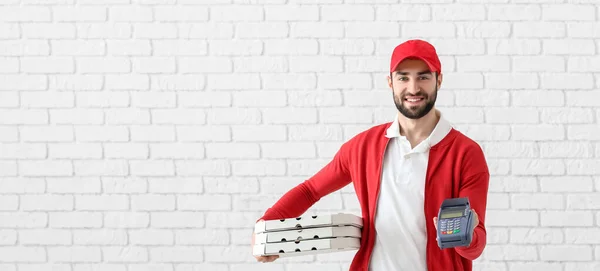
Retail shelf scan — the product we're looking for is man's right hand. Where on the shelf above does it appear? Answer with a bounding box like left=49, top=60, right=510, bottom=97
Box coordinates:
left=252, top=220, right=279, bottom=263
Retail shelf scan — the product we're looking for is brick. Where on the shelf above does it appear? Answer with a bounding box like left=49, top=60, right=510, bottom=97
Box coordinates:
left=109, top=7, right=152, bottom=22
left=178, top=91, right=230, bottom=107
left=568, top=22, right=600, bottom=38
left=207, top=108, right=260, bottom=125
left=348, top=22, right=400, bottom=37
left=569, top=56, right=600, bottom=72
left=102, top=177, right=147, bottom=194
left=540, top=142, right=593, bottom=158
left=205, top=143, right=257, bottom=159
left=133, top=23, right=177, bottom=39
left=73, top=229, right=127, bottom=245
left=489, top=5, right=540, bottom=20
left=50, top=212, right=101, bottom=228
left=47, top=177, right=100, bottom=194
left=262, top=142, right=316, bottom=158
left=150, top=247, right=203, bottom=262
left=376, top=5, right=429, bottom=21
left=175, top=160, right=230, bottom=176
left=514, top=22, right=566, bottom=37
left=288, top=159, right=330, bottom=177
left=233, top=91, right=286, bottom=107
left=0, top=162, right=16, bottom=177
left=203, top=246, right=248, bottom=263
left=234, top=56, right=288, bottom=72
left=510, top=228, right=563, bottom=244
left=509, top=263, right=562, bottom=271
left=513, top=91, right=564, bottom=107
left=455, top=124, right=510, bottom=141
left=76, top=195, right=128, bottom=211
left=205, top=212, right=260, bottom=228
left=512, top=159, right=564, bottom=175
left=132, top=57, right=175, bottom=73
left=480, top=245, right=537, bottom=261
left=432, top=4, right=485, bottom=20
left=73, top=160, right=128, bottom=176
left=77, top=23, right=131, bottom=39
left=179, top=23, right=233, bottom=39
left=566, top=228, right=600, bottom=244
left=131, top=92, right=176, bottom=108
left=53, top=7, right=106, bottom=22
left=320, top=108, right=372, bottom=124
left=541, top=245, right=592, bottom=261
left=211, top=6, right=262, bottom=21
left=0, top=178, right=44, bottom=194
left=540, top=176, right=593, bottom=192
left=22, top=195, right=73, bottom=211
left=152, top=109, right=206, bottom=125
left=50, top=75, right=102, bottom=91
left=231, top=125, right=287, bottom=142
left=0, top=57, right=18, bottom=74
left=512, top=193, right=564, bottom=210
left=73, top=264, right=126, bottom=271
left=176, top=229, right=228, bottom=245
left=486, top=211, right=538, bottom=226
left=19, top=229, right=70, bottom=246
left=48, top=247, right=101, bottom=263
left=176, top=126, right=231, bottom=142
left=129, top=229, right=173, bottom=245
left=147, top=178, right=203, bottom=194
left=511, top=124, right=564, bottom=141
left=130, top=160, right=174, bottom=177
left=262, top=74, right=317, bottom=90
left=108, top=40, right=151, bottom=56
left=438, top=108, right=484, bottom=123
left=102, top=247, right=148, bottom=263
left=132, top=195, right=175, bottom=211
left=544, top=39, right=595, bottom=55
left=50, top=109, right=103, bottom=125
left=0, top=143, right=46, bottom=159
left=130, top=126, right=175, bottom=142
left=320, top=39, right=374, bottom=56
left=456, top=56, right=509, bottom=72
left=0, top=7, right=50, bottom=22
left=106, top=75, right=149, bottom=90
left=231, top=160, right=286, bottom=176
left=322, top=5, right=374, bottom=21
left=318, top=73, right=373, bottom=89
left=541, top=211, right=593, bottom=226
left=77, top=57, right=129, bottom=73
left=543, top=4, right=595, bottom=21
left=204, top=177, right=258, bottom=194
left=104, top=212, right=149, bottom=228
left=211, top=40, right=263, bottom=56
left=290, top=56, right=342, bottom=72
left=483, top=142, right=537, bottom=158
left=19, top=160, right=72, bottom=177
left=105, top=109, right=149, bottom=125
left=0, top=23, right=19, bottom=39
left=236, top=23, right=288, bottom=38
left=455, top=90, right=509, bottom=107
left=0, top=196, right=18, bottom=211
left=567, top=159, right=600, bottom=175
left=568, top=125, right=600, bottom=140
left=128, top=264, right=173, bottom=271
left=51, top=40, right=105, bottom=56
left=207, top=74, right=260, bottom=90
left=487, top=39, right=541, bottom=55
left=566, top=90, right=600, bottom=106
left=456, top=22, right=510, bottom=38
left=179, top=57, right=230, bottom=73
left=20, top=126, right=74, bottom=142
left=0, top=247, right=46, bottom=262
left=513, top=56, right=565, bottom=72
left=442, top=72, right=484, bottom=89
left=104, top=143, right=148, bottom=159
left=289, top=125, right=342, bottom=141
left=265, top=5, right=318, bottom=21
left=487, top=159, right=511, bottom=176
left=486, top=108, right=538, bottom=124
left=153, top=40, right=207, bottom=56
left=0, top=40, right=49, bottom=56
left=290, top=22, right=343, bottom=38
left=0, top=229, right=16, bottom=245
left=151, top=212, right=203, bottom=228
left=263, top=108, right=317, bottom=124
left=178, top=195, right=231, bottom=211
left=150, top=75, right=205, bottom=91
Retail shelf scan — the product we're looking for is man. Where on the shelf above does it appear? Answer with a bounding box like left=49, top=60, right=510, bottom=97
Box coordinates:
left=252, top=39, right=490, bottom=271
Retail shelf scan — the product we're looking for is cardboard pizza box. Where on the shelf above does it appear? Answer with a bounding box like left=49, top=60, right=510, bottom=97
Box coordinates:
left=254, top=225, right=361, bottom=244
left=253, top=236, right=360, bottom=257
left=254, top=213, right=363, bottom=234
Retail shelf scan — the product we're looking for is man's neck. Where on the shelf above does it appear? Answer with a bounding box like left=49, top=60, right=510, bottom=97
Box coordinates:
left=398, top=108, right=440, bottom=148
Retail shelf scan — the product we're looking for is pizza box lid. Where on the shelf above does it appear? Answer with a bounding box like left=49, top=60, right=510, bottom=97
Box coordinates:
left=253, top=236, right=360, bottom=257
left=254, top=213, right=363, bottom=234
left=254, top=225, right=361, bottom=244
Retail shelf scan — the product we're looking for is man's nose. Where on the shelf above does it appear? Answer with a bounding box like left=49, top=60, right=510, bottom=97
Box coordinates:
left=407, top=80, right=419, bottom=94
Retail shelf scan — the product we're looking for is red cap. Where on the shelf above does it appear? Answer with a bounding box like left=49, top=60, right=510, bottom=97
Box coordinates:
left=390, top=39, right=441, bottom=74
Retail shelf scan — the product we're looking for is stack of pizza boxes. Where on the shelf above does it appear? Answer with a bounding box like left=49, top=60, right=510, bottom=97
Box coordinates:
left=253, top=213, right=363, bottom=257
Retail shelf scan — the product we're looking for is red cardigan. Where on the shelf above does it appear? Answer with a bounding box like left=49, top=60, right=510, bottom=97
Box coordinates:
left=259, top=123, right=490, bottom=271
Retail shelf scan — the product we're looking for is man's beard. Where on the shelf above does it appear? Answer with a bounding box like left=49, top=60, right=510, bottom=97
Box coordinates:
left=393, top=85, right=437, bottom=120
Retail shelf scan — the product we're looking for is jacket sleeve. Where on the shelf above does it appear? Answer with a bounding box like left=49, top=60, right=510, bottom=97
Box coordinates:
left=454, top=144, right=490, bottom=260
left=258, top=141, right=353, bottom=222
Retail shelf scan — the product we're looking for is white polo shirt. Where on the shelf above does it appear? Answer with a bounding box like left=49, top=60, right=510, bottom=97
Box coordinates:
left=369, top=111, right=453, bottom=271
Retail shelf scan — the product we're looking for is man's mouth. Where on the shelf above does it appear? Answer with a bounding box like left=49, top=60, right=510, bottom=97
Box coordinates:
left=404, top=97, right=425, bottom=103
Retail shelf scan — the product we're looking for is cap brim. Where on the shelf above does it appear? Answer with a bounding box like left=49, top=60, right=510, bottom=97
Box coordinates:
left=391, top=55, right=437, bottom=73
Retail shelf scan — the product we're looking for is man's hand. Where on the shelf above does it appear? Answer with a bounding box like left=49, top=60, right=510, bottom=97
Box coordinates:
left=252, top=220, right=279, bottom=263
left=433, top=210, right=479, bottom=243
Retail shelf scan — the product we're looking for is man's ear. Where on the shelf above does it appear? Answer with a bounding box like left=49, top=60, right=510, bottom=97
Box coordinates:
left=436, top=72, right=442, bottom=88
left=387, top=73, right=393, bottom=89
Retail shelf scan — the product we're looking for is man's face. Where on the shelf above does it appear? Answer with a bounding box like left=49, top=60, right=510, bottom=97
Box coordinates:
left=387, top=58, right=441, bottom=120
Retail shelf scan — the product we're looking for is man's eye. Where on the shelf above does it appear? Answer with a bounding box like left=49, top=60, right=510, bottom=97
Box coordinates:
left=398, top=77, right=408, bottom=81
left=419, top=76, right=430, bottom=80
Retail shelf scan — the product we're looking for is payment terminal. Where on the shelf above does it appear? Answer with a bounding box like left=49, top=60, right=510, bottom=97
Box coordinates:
left=436, top=197, right=474, bottom=249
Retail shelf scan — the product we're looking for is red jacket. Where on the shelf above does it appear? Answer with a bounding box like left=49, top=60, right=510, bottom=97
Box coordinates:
left=259, top=122, right=490, bottom=271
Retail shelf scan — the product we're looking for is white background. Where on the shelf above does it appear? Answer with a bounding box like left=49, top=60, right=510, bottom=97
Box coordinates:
left=0, top=0, right=599, bottom=270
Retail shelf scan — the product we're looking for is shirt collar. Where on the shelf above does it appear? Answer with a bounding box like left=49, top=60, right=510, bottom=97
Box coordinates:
left=385, top=109, right=453, bottom=148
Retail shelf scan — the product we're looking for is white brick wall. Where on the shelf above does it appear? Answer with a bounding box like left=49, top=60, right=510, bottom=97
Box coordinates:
left=0, top=0, right=598, bottom=270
